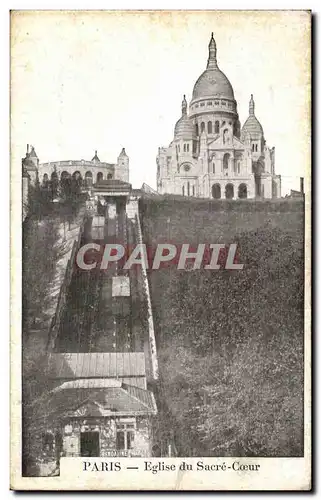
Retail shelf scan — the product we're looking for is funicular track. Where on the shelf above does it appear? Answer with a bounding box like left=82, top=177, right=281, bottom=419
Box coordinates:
left=55, top=199, right=145, bottom=355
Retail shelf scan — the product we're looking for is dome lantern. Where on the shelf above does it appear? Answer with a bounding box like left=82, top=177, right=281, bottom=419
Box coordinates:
left=182, top=94, right=187, bottom=115
left=249, top=94, right=255, bottom=116
left=207, top=32, right=218, bottom=70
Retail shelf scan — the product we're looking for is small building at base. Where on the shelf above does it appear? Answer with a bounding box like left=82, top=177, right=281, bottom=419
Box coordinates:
left=26, top=353, right=157, bottom=476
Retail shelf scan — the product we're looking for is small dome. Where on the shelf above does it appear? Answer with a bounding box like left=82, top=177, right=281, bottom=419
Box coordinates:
left=174, top=115, right=196, bottom=139
left=241, top=95, right=264, bottom=138
left=241, top=115, right=264, bottom=137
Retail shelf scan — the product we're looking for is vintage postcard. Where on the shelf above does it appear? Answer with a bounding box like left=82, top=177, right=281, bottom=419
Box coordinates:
left=10, top=10, right=311, bottom=491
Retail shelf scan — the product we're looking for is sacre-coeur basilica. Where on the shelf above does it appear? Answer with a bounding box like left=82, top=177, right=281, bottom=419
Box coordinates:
left=156, top=34, right=281, bottom=199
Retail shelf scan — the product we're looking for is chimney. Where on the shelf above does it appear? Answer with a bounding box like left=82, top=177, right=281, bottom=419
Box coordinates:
left=300, top=177, right=304, bottom=194
left=26, top=144, right=29, bottom=155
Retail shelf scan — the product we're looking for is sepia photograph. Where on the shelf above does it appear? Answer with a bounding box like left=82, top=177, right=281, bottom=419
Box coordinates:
left=10, top=9, right=311, bottom=490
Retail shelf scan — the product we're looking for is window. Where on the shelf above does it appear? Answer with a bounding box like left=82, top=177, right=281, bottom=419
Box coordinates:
left=187, top=181, right=190, bottom=196
left=237, top=162, right=240, bottom=174
left=200, top=122, right=205, bottom=133
left=207, top=101, right=213, bottom=106
left=182, top=185, right=185, bottom=196
left=192, top=185, right=195, bottom=196
left=223, top=153, right=230, bottom=170
left=195, top=124, right=199, bottom=136
left=225, top=183, right=234, bottom=199
left=187, top=144, right=189, bottom=152
left=116, top=422, right=135, bottom=450
left=200, top=102, right=205, bottom=107
left=215, top=121, right=220, bottom=134
left=212, top=184, right=221, bottom=199
left=207, top=121, right=212, bottom=134
left=213, top=162, right=215, bottom=174
left=255, top=144, right=258, bottom=152
left=238, top=183, right=248, bottom=199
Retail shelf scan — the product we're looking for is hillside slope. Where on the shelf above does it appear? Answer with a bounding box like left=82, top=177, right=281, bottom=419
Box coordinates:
left=140, top=197, right=304, bottom=457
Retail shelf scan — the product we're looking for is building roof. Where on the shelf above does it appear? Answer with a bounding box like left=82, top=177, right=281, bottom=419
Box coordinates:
left=33, top=381, right=157, bottom=420
left=91, top=150, right=100, bottom=162
left=174, top=115, right=196, bottom=139
left=93, top=179, right=132, bottom=193
left=47, top=352, right=146, bottom=379
left=191, top=34, right=234, bottom=102
left=192, top=68, right=234, bottom=101
left=118, top=147, right=128, bottom=158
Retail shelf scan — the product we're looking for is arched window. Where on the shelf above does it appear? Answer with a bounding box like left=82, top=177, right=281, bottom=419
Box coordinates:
left=223, top=153, right=230, bottom=171
left=238, top=183, right=247, bottom=199
left=215, top=121, right=220, bottom=134
left=182, top=185, right=185, bottom=196
left=183, top=144, right=186, bottom=152
left=60, top=171, right=70, bottom=180
left=225, top=183, right=234, bottom=199
left=207, top=121, right=212, bottom=134
left=255, top=144, right=258, bottom=152
left=107, top=173, right=113, bottom=180
left=195, top=123, right=199, bottom=136
left=192, top=185, right=195, bottom=196
left=212, top=183, right=221, bottom=199
left=233, top=122, right=237, bottom=136
left=187, top=181, right=190, bottom=196
left=85, top=171, right=93, bottom=187
left=213, top=163, right=215, bottom=174
left=96, top=172, right=103, bottom=183
left=252, top=143, right=255, bottom=152
left=201, top=122, right=205, bottom=133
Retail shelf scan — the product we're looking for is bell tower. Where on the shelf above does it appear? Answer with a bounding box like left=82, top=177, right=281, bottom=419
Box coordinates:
left=115, top=148, right=129, bottom=183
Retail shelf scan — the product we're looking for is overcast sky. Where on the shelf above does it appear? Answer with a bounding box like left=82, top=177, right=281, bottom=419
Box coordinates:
left=11, top=10, right=310, bottom=195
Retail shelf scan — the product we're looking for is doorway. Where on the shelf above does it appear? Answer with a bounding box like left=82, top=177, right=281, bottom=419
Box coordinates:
left=80, top=431, right=100, bottom=457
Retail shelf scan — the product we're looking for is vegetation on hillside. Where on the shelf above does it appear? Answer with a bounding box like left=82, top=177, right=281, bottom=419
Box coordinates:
left=22, top=179, right=86, bottom=475
left=140, top=197, right=304, bottom=457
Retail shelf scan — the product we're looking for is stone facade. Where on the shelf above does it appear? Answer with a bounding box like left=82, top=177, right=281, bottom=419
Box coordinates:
left=22, top=146, right=129, bottom=198
left=33, top=416, right=153, bottom=475
left=157, top=34, right=281, bottom=200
